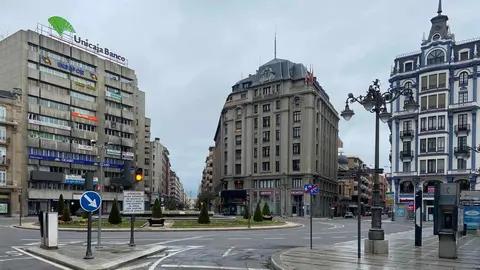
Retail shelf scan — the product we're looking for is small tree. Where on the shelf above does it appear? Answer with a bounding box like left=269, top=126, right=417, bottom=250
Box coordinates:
left=108, top=198, right=122, bottom=225
left=253, top=203, right=263, bottom=222
left=262, top=202, right=271, bottom=216
left=58, top=194, right=65, bottom=215
left=61, top=205, right=72, bottom=222
left=243, top=205, right=250, bottom=220
left=152, top=198, right=163, bottom=219
left=197, top=202, right=210, bottom=224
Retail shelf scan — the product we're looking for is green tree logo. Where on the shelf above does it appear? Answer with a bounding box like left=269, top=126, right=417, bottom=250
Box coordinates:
left=48, top=16, right=76, bottom=36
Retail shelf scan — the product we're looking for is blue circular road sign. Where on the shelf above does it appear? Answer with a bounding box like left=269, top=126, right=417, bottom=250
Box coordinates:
left=80, top=191, right=102, bottom=212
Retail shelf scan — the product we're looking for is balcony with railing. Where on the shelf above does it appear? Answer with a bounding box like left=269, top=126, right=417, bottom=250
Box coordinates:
left=454, top=124, right=471, bottom=135
left=399, top=150, right=414, bottom=161
left=400, top=129, right=414, bottom=141
left=454, top=146, right=470, bottom=158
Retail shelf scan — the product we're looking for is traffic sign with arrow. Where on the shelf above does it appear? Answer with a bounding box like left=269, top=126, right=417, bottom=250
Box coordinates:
left=80, top=191, right=102, bottom=212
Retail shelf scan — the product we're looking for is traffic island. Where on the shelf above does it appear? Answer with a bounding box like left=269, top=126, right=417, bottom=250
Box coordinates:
left=24, top=244, right=166, bottom=270
left=15, top=220, right=302, bottom=231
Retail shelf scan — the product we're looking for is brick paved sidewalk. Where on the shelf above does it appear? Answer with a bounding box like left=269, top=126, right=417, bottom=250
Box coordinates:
left=270, top=230, right=480, bottom=270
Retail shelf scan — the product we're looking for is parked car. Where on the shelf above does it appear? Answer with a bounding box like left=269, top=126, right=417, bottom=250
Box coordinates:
left=344, top=212, right=354, bottom=219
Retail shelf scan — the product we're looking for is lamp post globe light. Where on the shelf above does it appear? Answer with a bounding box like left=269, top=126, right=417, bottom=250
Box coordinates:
left=340, top=79, right=419, bottom=242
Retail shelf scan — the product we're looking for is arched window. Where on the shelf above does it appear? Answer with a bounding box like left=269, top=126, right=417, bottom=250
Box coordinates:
left=294, top=97, right=300, bottom=107
left=459, top=72, right=469, bottom=86
left=403, top=82, right=412, bottom=90
left=427, top=50, right=445, bottom=65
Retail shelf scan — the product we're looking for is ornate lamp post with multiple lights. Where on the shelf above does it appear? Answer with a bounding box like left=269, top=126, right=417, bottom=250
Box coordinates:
left=340, top=79, right=419, bottom=242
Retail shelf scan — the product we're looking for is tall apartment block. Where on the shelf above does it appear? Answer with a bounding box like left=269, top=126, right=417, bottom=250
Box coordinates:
left=389, top=3, right=479, bottom=221
left=0, top=90, right=23, bottom=216
left=148, top=138, right=171, bottom=206
left=200, top=146, right=214, bottom=193
left=0, top=26, right=148, bottom=216
left=213, top=58, right=339, bottom=217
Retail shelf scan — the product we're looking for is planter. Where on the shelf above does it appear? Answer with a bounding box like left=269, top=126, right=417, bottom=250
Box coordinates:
left=476, top=229, right=480, bottom=237
left=263, top=215, right=273, bottom=221
left=147, top=218, right=165, bottom=227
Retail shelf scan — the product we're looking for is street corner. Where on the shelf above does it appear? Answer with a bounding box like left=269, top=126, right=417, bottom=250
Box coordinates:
left=269, top=248, right=298, bottom=270
left=22, top=244, right=167, bottom=270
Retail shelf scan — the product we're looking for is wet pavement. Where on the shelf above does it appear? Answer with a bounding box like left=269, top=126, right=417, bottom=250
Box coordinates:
left=271, top=230, right=480, bottom=270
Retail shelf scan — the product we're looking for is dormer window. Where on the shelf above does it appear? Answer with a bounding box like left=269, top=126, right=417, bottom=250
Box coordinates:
left=427, top=49, right=445, bottom=65
left=459, top=51, right=469, bottom=61
left=404, top=62, right=413, bottom=72
left=432, top=34, right=441, bottom=41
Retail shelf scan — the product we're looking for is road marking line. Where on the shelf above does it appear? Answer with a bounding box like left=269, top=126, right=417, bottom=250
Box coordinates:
left=11, top=247, right=72, bottom=270
left=221, top=247, right=234, bottom=258
left=302, top=237, right=322, bottom=239
left=148, top=246, right=200, bottom=270
left=0, top=257, right=33, bottom=262
left=117, top=262, right=151, bottom=270
left=160, top=264, right=265, bottom=270
left=227, top=238, right=250, bottom=240
left=263, top=237, right=285, bottom=240
left=145, top=235, right=212, bottom=246
left=191, top=237, right=214, bottom=240
left=332, top=236, right=346, bottom=239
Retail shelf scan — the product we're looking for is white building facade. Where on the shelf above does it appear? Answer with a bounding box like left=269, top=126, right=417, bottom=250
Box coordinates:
left=389, top=3, right=479, bottom=221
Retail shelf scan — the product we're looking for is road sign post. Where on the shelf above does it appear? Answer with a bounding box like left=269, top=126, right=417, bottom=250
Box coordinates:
left=304, top=184, right=319, bottom=250
left=80, top=190, right=101, bottom=260
left=123, top=191, right=145, bottom=247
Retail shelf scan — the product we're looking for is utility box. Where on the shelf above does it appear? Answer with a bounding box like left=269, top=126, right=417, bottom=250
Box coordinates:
left=40, top=212, right=58, bottom=249
left=434, top=182, right=463, bottom=259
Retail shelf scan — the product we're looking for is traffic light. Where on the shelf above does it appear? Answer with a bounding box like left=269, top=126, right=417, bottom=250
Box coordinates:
left=135, top=168, right=143, bottom=182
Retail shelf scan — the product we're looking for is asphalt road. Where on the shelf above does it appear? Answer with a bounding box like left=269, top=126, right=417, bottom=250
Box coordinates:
left=0, top=216, right=425, bottom=270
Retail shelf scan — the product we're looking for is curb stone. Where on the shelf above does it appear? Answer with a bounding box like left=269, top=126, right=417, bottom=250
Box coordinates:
left=13, top=221, right=303, bottom=232
left=24, top=245, right=167, bottom=270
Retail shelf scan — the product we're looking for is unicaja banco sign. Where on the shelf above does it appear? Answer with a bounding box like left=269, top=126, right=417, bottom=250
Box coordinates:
left=47, top=16, right=127, bottom=64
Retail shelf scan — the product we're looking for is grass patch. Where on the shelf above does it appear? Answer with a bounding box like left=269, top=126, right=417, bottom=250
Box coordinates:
left=58, top=219, right=146, bottom=228
left=171, top=218, right=285, bottom=228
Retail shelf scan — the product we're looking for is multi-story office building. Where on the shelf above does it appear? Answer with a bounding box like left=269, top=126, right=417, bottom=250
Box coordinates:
left=389, top=3, right=479, bottom=220
left=0, top=24, right=148, bottom=215
left=200, top=146, right=214, bottom=193
left=0, top=89, right=23, bottom=216
left=144, top=117, right=152, bottom=194
left=148, top=138, right=171, bottom=204
left=212, top=58, right=339, bottom=217
left=168, top=169, right=184, bottom=206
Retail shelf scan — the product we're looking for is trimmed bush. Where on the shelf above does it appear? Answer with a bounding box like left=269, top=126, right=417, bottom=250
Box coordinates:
left=243, top=205, right=250, bottom=220
left=61, top=205, right=72, bottom=222
left=58, top=194, right=65, bottom=215
left=82, top=210, right=89, bottom=219
left=262, top=202, right=271, bottom=216
left=152, top=198, right=163, bottom=219
left=108, top=198, right=122, bottom=225
left=197, top=202, right=210, bottom=224
left=253, top=203, right=263, bottom=222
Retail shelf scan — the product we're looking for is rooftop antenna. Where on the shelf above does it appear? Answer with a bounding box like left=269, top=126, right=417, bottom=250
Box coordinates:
left=274, top=28, right=277, bottom=59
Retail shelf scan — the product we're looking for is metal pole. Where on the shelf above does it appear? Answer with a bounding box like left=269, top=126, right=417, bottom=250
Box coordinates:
left=357, top=169, right=362, bottom=258
left=96, top=146, right=104, bottom=248
left=247, top=200, right=251, bottom=229
left=310, top=193, right=313, bottom=250
left=368, top=108, right=385, bottom=241
left=19, top=193, right=22, bottom=226
left=84, top=211, right=94, bottom=259
left=129, top=214, right=135, bottom=246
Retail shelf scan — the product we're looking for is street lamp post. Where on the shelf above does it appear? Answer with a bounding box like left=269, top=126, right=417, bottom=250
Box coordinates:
left=464, top=145, right=480, bottom=190
left=340, top=79, right=419, bottom=242
left=96, top=142, right=111, bottom=249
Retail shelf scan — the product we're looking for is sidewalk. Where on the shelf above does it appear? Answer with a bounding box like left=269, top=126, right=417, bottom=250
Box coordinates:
left=15, top=221, right=302, bottom=232
left=23, top=244, right=166, bottom=270
left=270, top=229, right=480, bottom=270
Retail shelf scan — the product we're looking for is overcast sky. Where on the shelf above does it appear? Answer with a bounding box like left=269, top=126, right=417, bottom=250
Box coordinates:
left=2, top=0, right=479, bottom=196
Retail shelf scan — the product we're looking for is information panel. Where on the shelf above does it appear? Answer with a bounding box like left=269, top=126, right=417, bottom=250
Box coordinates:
left=123, top=191, right=145, bottom=215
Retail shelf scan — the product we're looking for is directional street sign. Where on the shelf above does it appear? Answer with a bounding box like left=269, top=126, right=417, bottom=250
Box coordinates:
left=80, top=191, right=102, bottom=212
left=304, top=184, right=319, bottom=195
